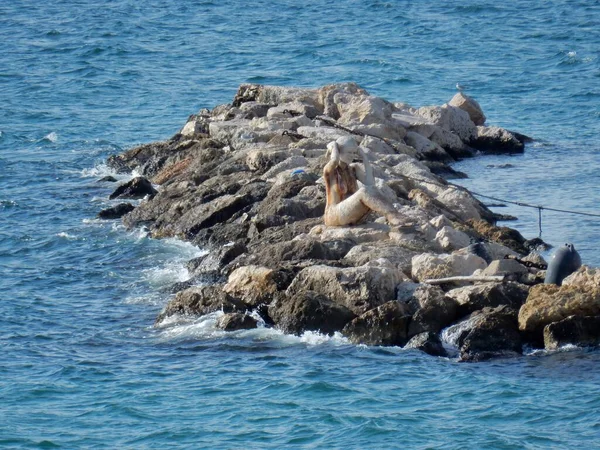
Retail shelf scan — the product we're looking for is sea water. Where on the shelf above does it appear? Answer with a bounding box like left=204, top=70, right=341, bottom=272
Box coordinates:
left=1, top=1, right=599, bottom=448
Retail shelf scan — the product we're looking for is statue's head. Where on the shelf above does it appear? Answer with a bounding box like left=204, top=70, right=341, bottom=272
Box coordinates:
left=327, top=136, right=359, bottom=164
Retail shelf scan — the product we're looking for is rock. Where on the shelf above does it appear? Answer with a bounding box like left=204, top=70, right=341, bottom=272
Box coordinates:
left=318, top=82, right=369, bottom=119
left=344, top=242, right=417, bottom=275
left=481, top=259, right=530, bottom=280
left=309, top=223, right=391, bottom=244
left=342, top=301, right=411, bottom=346
left=407, top=284, right=459, bottom=337
left=216, top=312, right=258, bottom=331
left=411, top=252, right=487, bottom=282
left=543, top=315, right=600, bottom=350
left=435, top=226, right=472, bottom=251
left=518, top=276, right=600, bottom=344
left=434, top=188, right=482, bottom=222
left=457, top=306, right=522, bottom=361
left=98, top=175, right=117, bottom=182
left=466, top=219, right=529, bottom=255
left=472, top=126, right=524, bottom=153
left=404, top=131, right=452, bottom=162
left=109, top=177, right=157, bottom=200
left=404, top=332, right=447, bottom=357
left=448, top=92, right=486, bottom=126
left=155, top=285, right=247, bottom=324
left=269, top=291, right=356, bottom=335
left=445, top=281, right=530, bottom=316
left=563, top=266, right=600, bottom=288
left=187, top=241, right=247, bottom=280
left=223, top=265, right=282, bottom=308
left=286, top=263, right=406, bottom=315
left=416, top=104, right=477, bottom=142
left=97, top=202, right=135, bottom=219
left=263, top=155, right=309, bottom=179
left=240, top=239, right=338, bottom=269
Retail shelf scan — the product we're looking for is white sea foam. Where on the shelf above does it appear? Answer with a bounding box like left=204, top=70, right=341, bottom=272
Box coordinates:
left=56, top=232, right=78, bottom=240
left=42, top=131, right=58, bottom=143
left=155, top=310, right=350, bottom=347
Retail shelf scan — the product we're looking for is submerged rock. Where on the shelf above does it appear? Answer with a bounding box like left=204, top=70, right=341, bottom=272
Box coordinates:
left=109, top=177, right=157, bottom=200
left=97, top=202, right=135, bottom=219
left=216, top=312, right=259, bottom=331
left=404, top=332, right=447, bottom=357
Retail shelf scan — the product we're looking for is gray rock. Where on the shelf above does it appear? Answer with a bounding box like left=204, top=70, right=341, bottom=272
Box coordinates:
left=216, top=312, right=259, bottom=331
left=342, top=301, right=412, bottom=346
left=408, top=284, right=459, bottom=337
left=97, top=203, right=135, bottom=219
left=472, top=126, right=524, bottom=153
left=445, top=282, right=530, bottom=316
left=269, top=291, right=356, bottom=335
left=404, top=332, right=447, bottom=357
left=543, top=315, right=600, bottom=350
left=155, top=285, right=247, bottom=324
left=109, top=177, right=157, bottom=200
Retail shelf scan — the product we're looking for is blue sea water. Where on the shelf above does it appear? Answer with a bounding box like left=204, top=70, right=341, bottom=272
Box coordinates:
left=2, top=0, right=600, bottom=447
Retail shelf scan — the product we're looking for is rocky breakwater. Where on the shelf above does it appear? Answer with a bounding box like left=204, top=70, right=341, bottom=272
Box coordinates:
left=100, top=82, right=599, bottom=361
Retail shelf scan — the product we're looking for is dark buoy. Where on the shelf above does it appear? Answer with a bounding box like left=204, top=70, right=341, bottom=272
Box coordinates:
left=544, top=243, right=582, bottom=286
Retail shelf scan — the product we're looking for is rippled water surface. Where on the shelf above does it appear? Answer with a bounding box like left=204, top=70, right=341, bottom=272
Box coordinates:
left=2, top=1, right=600, bottom=448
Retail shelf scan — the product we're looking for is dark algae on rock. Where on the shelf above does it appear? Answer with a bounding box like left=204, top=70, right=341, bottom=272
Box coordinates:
left=102, top=83, right=600, bottom=361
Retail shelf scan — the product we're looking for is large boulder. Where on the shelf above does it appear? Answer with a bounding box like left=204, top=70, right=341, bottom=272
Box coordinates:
left=309, top=223, right=391, bottom=244
left=286, top=263, right=405, bottom=315
left=223, top=265, right=283, bottom=308
left=472, top=126, right=524, bottom=153
left=445, top=282, right=530, bottom=316
left=268, top=291, right=356, bottom=335
left=416, top=104, right=477, bottom=142
left=445, top=305, right=522, bottom=362
left=411, top=252, right=488, bottom=282
left=155, top=285, right=247, bottom=324
left=344, top=242, right=417, bottom=275
left=342, top=301, right=411, bottom=346
left=187, top=241, right=247, bottom=280
left=406, top=284, right=459, bottom=337
left=518, top=269, right=600, bottom=344
left=448, top=92, right=486, bottom=126
left=543, top=315, right=600, bottom=350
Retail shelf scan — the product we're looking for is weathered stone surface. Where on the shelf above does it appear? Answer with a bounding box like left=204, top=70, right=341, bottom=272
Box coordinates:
left=406, top=284, right=459, bottom=337
left=435, top=225, right=471, bottom=251
left=411, top=253, right=487, bottom=282
left=473, top=126, right=524, bottom=153
left=109, top=177, right=157, bottom=200
left=309, top=223, right=391, bottom=244
left=481, top=259, right=529, bottom=278
left=223, top=265, right=281, bottom=308
left=97, top=202, right=135, bottom=219
left=405, top=131, right=452, bottom=162
left=416, top=104, right=477, bottom=142
left=187, top=242, right=247, bottom=280
left=216, top=312, right=259, bottom=331
left=518, top=276, right=600, bottom=344
left=445, top=306, right=522, bottom=361
left=466, top=219, right=529, bottom=254
left=344, top=242, right=417, bottom=274
left=445, top=281, right=530, bottom=316
left=239, top=239, right=338, bottom=269
left=448, top=92, right=486, bottom=126
left=269, top=291, right=356, bottom=335
left=543, top=315, right=600, bottom=350
left=155, top=285, right=247, bottom=324
left=404, top=332, right=447, bottom=357
left=342, top=301, right=411, bottom=346
left=286, top=263, right=405, bottom=315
